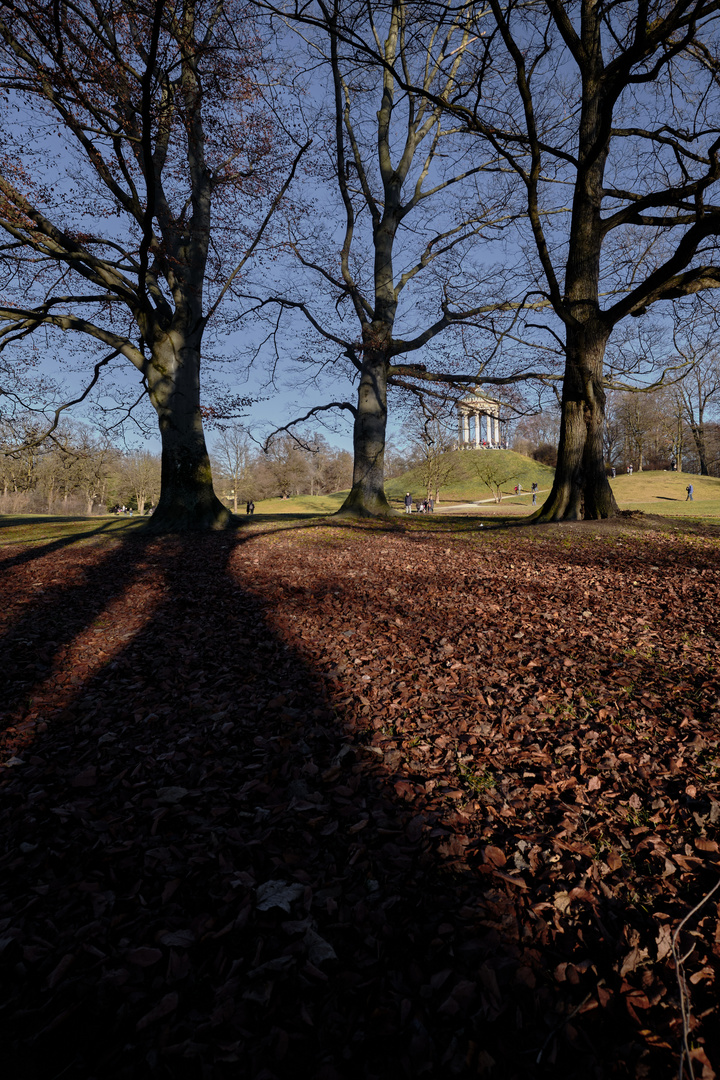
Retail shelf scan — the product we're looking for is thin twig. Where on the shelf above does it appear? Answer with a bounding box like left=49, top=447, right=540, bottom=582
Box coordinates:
left=671, top=876, right=720, bottom=1080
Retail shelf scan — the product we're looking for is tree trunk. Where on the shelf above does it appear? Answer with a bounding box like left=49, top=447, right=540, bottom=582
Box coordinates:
left=535, top=328, right=618, bottom=521
left=533, top=29, right=618, bottom=524
left=676, top=414, right=684, bottom=472
left=690, top=423, right=710, bottom=475
left=337, top=350, right=396, bottom=517
left=145, top=335, right=230, bottom=532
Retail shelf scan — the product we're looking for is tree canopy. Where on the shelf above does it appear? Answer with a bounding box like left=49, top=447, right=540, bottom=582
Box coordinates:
left=0, top=0, right=303, bottom=529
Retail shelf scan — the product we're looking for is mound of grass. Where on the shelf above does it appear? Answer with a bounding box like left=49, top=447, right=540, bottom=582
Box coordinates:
left=385, top=448, right=555, bottom=505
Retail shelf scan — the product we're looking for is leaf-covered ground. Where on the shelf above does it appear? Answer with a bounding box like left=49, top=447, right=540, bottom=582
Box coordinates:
left=1, top=518, right=719, bottom=1079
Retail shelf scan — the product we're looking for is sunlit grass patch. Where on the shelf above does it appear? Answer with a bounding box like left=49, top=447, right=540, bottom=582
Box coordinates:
left=0, top=515, right=147, bottom=547
left=249, top=492, right=348, bottom=515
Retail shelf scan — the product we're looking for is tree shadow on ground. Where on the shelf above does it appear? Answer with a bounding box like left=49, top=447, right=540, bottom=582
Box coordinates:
left=0, top=519, right=143, bottom=574
left=0, top=530, right=718, bottom=1079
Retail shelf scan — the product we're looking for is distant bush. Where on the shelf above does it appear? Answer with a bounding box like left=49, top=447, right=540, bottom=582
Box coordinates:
left=532, top=442, right=558, bottom=467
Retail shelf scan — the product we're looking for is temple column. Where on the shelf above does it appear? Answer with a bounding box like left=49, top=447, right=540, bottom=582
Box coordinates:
left=474, top=411, right=481, bottom=447
left=458, top=413, right=464, bottom=446
left=463, top=413, right=470, bottom=443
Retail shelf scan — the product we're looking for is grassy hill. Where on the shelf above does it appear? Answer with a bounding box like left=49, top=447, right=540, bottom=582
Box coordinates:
left=385, top=448, right=555, bottom=506
left=246, top=461, right=720, bottom=522
left=610, top=470, right=720, bottom=520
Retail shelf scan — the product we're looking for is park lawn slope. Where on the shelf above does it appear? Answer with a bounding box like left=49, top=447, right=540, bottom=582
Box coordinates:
left=611, top=470, right=720, bottom=521
left=385, top=448, right=555, bottom=505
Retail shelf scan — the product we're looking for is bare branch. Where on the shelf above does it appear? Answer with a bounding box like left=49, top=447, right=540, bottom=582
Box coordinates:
left=1, top=348, right=120, bottom=455
left=262, top=400, right=358, bottom=452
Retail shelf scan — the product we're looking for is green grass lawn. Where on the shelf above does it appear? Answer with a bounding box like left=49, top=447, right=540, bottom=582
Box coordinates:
left=0, top=514, right=148, bottom=546
left=246, top=466, right=720, bottom=520
left=610, top=470, right=720, bottom=521
left=248, top=492, right=348, bottom=515
left=387, top=457, right=720, bottom=523
left=3, top=466, right=719, bottom=544
left=0, top=502, right=349, bottom=547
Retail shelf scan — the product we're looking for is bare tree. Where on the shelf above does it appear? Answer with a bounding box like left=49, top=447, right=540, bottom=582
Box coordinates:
left=672, top=313, right=720, bottom=474
left=262, top=433, right=312, bottom=497
left=470, top=457, right=518, bottom=504
left=361, top=0, right=720, bottom=518
left=615, top=390, right=666, bottom=471
left=404, top=404, right=459, bottom=503
left=0, top=0, right=305, bottom=530
left=512, top=407, right=561, bottom=461
left=251, top=0, right=555, bottom=516
left=213, top=423, right=253, bottom=512
left=121, top=450, right=161, bottom=513
left=602, top=392, right=625, bottom=471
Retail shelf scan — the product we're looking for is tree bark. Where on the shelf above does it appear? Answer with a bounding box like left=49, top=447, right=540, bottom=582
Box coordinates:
left=145, top=335, right=230, bottom=532
left=535, top=327, right=618, bottom=521
left=337, top=349, right=396, bottom=517
left=690, top=422, right=710, bottom=475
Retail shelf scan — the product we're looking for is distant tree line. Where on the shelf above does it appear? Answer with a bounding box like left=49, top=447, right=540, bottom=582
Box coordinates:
left=213, top=426, right=353, bottom=510
left=0, top=421, right=161, bottom=516
left=0, top=421, right=355, bottom=516
left=513, top=368, right=720, bottom=477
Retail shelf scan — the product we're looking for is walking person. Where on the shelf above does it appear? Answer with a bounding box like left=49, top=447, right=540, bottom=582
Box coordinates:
left=404, top=492, right=413, bottom=514
left=531, top=482, right=538, bottom=506
left=686, top=483, right=694, bottom=502
left=246, top=500, right=255, bottom=515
